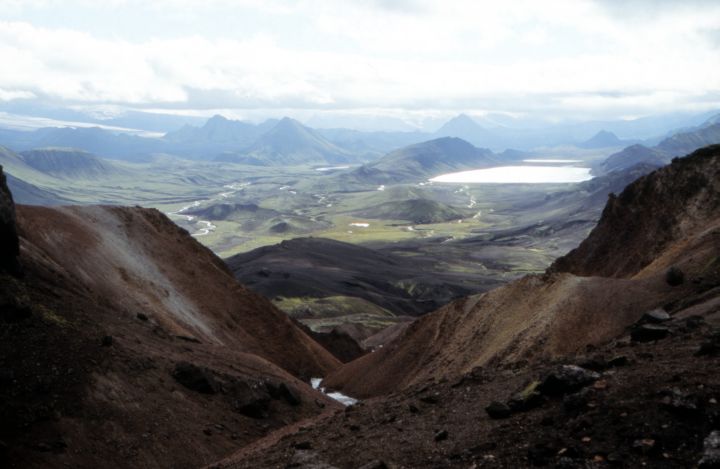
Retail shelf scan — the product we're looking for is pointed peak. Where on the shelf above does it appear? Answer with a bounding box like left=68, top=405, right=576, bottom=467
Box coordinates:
left=439, top=114, right=483, bottom=130
left=277, top=116, right=303, bottom=125
left=581, top=129, right=623, bottom=148
left=203, top=114, right=231, bottom=128
left=452, top=113, right=476, bottom=122
left=272, top=116, right=308, bottom=132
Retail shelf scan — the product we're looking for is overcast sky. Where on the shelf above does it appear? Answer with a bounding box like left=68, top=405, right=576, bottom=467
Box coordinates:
left=0, top=0, right=719, bottom=124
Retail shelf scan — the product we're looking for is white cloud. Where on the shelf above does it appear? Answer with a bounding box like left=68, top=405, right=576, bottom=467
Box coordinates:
left=0, top=0, right=718, bottom=120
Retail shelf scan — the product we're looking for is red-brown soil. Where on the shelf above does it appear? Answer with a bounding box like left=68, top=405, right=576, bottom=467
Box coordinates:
left=0, top=204, right=342, bottom=468
left=214, top=305, right=720, bottom=468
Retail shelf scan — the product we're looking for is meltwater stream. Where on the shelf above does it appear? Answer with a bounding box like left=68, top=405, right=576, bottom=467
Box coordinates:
left=311, top=378, right=358, bottom=406
left=166, top=182, right=249, bottom=237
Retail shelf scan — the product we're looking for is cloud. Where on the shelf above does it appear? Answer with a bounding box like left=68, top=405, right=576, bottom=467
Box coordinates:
left=0, top=0, right=718, bottom=120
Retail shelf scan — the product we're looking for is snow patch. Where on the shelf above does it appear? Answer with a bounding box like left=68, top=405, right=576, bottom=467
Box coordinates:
left=311, top=378, right=358, bottom=406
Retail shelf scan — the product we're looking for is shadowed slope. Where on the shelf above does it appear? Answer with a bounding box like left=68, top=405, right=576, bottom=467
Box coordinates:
left=0, top=165, right=19, bottom=272
left=553, top=144, right=720, bottom=278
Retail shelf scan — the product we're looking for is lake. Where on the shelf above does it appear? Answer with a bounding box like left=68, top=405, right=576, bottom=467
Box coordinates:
left=430, top=164, right=593, bottom=184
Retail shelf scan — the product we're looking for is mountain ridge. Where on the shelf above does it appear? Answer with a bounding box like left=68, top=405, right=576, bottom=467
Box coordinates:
left=601, top=122, right=720, bottom=173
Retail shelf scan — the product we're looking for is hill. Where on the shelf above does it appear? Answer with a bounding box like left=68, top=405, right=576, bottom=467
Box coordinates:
left=185, top=202, right=280, bottom=222
left=601, top=122, right=720, bottom=173
left=226, top=237, right=488, bottom=318
left=26, top=126, right=163, bottom=162
left=0, top=146, right=44, bottom=179
left=349, top=137, right=497, bottom=184
left=579, top=129, right=627, bottom=148
left=0, top=175, right=342, bottom=468
left=5, top=173, right=68, bottom=205
left=19, top=147, right=121, bottom=179
left=323, top=145, right=720, bottom=398
left=433, top=114, right=496, bottom=146
left=225, top=117, right=358, bottom=166
left=0, top=146, right=83, bottom=204
left=352, top=198, right=470, bottom=224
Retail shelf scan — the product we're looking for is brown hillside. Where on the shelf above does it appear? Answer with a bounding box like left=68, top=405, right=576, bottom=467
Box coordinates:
left=17, top=205, right=339, bottom=378
left=214, top=298, right=720, bottom=468
left=323, top=146, right=720, bottom=398
left=1, top=201, right=341, bottom=468
left=552, top=144, right=720, bottom=278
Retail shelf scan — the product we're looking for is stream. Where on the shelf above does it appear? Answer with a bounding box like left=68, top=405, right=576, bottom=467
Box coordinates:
left=311, top=378, right=358, bottom=406
left=166, top=182, right=249, bottom=237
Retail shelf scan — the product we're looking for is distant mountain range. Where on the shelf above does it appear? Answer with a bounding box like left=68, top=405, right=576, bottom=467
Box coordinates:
left=0, top=110, right=717, bottom=169
left=0, top=115, right=378, bottom=165
left=601, top=122, right=720, bottom=173
left=218, top=117, right=358, bottom=166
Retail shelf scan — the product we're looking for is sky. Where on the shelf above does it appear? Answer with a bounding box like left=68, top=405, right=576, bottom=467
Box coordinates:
left=0, top=0, right=719, bottom=125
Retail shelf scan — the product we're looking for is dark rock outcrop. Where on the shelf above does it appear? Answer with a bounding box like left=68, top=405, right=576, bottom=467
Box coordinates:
left=485, top=401, right=511, bottom=419
left=0, top=165, right=19, bottom=273
left=538, top=365, right=600, bottom=397
left=266, top=381, right=302, bottom=406
left=631, top=324, right=670, bottom=343
left=232, top=382, right=272, bottom=419
left=172, top=362, right=218, bottom=394
left=666, top=266, right=685, bottom=286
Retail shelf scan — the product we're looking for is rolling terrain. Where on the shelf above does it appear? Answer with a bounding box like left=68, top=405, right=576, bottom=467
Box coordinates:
left=227, top=237, right=499, bottom=339
left=212, top=144, right=720, bottom=469
left=222, top=161, right=653, bottom=338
